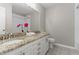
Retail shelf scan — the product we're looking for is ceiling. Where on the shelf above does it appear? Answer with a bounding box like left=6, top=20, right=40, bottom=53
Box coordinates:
left=12, top=3, right=61, bottom=16
left=40, top=3, right=57, bottom=8
left=12, top=3, right=34, bottom=16
left=40, top=3, right=70, bottom=8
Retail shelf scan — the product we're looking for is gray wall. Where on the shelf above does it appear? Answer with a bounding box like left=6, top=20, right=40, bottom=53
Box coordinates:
left=46, top=4, right=74, bottom=46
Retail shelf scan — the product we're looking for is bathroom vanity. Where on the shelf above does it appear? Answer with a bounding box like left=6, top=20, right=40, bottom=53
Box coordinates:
left=0, top=32, right=49, bottom=55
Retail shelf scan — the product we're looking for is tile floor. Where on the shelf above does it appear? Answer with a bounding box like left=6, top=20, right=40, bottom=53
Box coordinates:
left=47, top=44, right=79, bottom=55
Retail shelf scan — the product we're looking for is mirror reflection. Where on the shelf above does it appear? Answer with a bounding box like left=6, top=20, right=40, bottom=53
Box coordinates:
left=0, top=3, right=37, bottom=35
left=0, top=3, right=40, bottom=42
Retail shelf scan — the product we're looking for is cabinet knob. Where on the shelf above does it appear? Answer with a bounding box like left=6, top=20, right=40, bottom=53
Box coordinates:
left=3, top=29, right=5, bottom=31
left=22, top=53, right=25, bottom=55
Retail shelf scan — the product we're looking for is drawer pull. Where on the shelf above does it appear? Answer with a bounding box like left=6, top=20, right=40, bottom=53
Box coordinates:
left=37, top=52, right=41, bottom=55
left=37, top=47, right=41, bottom=51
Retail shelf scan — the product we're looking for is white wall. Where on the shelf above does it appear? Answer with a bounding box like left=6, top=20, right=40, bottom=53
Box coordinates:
left=75, top=4, right=79, bottom=48
left=0, top=7, right=6, bottom=34
left=0, top=3, right=12, bottom=33
left=39, top=4, right=46, bottom=32
left=31, top=4, right=45, bottom=32
left=46, top=4, right=74, bottom=46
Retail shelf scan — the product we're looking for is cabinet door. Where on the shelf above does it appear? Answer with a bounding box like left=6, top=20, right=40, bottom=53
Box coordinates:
left=39, top=36, right=49, bottom=55
left=4, top=39, right=40, bottom=55
left=24, top=47, right=34, bottom=55
left=43, top=38, right=49, bottom=54
left=24, top=39, right=40, bottom=55
left=39, top=38, right=46, bottom=55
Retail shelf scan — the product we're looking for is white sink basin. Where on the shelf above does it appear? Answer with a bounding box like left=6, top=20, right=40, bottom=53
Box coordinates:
left=1, top=40, right=23, bottom=46
left=26, top=32, right=36, bottom=36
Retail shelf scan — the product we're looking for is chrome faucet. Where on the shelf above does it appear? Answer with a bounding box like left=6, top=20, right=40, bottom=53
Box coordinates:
left=2, top=35, right=5, bottom=43
left=9, top=33, right=13, bottom=39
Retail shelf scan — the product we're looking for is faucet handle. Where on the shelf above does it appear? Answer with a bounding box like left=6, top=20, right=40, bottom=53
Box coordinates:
left=10, top=33, right=13, bottom=35
left=8, top=33, right=12, bottom=39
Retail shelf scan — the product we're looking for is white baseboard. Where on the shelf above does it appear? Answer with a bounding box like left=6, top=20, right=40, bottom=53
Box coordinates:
left=54, top=43, right=79, bottom=51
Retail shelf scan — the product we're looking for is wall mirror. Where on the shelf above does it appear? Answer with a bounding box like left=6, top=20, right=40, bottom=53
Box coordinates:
left=0, top=3, right=39, bottom=35
left=12, top=3, right=36, bottom=33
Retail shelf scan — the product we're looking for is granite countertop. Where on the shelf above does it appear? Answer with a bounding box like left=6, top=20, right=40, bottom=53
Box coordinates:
left=0, top=32, right=49, bottom=54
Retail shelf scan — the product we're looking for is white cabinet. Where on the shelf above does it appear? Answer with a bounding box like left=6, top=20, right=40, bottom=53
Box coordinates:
left=38, top=36, right=49, bottom=55
left=4, top=36, right=49, bottom=55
